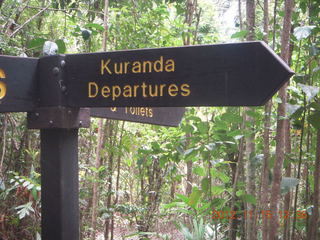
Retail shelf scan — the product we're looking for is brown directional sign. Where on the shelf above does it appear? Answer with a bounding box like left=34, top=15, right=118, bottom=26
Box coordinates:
left=0, top=56, right=37, bottom=112
left=63, top=41, right=294, bottom=108
left=91, top=107, right=185, bottom=126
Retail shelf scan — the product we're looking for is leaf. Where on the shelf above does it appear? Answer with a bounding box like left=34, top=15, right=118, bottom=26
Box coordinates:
left=201, top=178, right=210, bottom=193
left=0, top=177, right=5, bottom=190
left=196, top=122, right=208, bottom=134
left=204, top=143, right=216, bottom=151
left=313, top=67, right=320, bottom=73
left=309, top=102, right=320, bottom=111
left=241, top=194, right=256, bottom=205
left=55, top=39, right=66, bottom=54
left=236, top=190, right=245, bottom=197
left=84, top=23, right=104, bottom=31
left=176, top=194, right=189, bottom=204
left=193, top=166, right=206, bottom=176
left=217, top=172, right=230, bottom=183
left=15, top=202, right=34, bottom=219
left=27, top=38, right=46, bottom=50
left=163, top=201, right=186, bottom=209
left=221, top=112, right=242, bottom=124
left=233, top=135, right=244, bottom=140
left=298, top=83, right=320, bottom=102
left=286, top=103, right=301, bottom=117
left=293, top=26, right=316, bottom=40
left=231, top=30, right=248, bottom=39
left=188, top=188, right=202, bottom=208
left=211, top=185, right=225, bottom=195
left=31, top=188, right=38, bottom=201
left=43, top=41, right=58, bottom=56
left=281, top=177, right=299, bottom=194
left=308, top=111, right=320, bottom=129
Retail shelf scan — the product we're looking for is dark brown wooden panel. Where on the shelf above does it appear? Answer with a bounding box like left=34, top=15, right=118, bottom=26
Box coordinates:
left=91, top=107, right=185, bottom=127
left=0, top=56, right=37, bottom=112
left=63, top=41, right=294, bottom=107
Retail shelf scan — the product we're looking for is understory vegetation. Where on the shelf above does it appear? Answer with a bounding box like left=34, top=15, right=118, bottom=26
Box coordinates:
left=0, top=0, right=319, bottom=239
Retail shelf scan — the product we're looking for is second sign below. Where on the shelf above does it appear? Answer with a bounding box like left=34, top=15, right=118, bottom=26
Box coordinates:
left=91, top=107, right=185, bottom=127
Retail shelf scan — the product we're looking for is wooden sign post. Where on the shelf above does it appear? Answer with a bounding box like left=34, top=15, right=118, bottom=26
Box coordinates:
left=0, top=41, right=294, bottom=240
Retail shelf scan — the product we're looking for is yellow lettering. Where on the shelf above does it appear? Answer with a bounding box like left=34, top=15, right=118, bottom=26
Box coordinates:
left=168, top=84, right=179, bottom=96
left=141, top=82, right=147, bottom=97
left=159, top=84, right=166, bottom=97
left=143, top=61, right=152, bottom=73
left=101, top=86, right=110, bottom=98
left=140, top=107, right=145, bottom=116
left=110, top=107, right=117, bottom=112
left=149, top=108, right=153, bottom=117
left=132, top=61, right=141, bottom=73
left=112, top=86, right=121, bottom=101
left=101, top=59, right=112, bottom=75
left=133, top=85, right=139, bottom=97
left=123, top=85, right=132, bottom=97
left=181, top=84, right=191, bottom=96
left=149, top=85, right=158, bottom=97
left=154, top=56, right=163, bottom=72
left=124, top=62, right=130, bottom=74
left=88, top=82, right=98, bottom=98
left=114, top=63, right=123, bottom=74
left=165, top=59, right=175, bottom=72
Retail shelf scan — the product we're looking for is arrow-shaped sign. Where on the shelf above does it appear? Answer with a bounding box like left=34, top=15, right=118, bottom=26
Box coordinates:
left=0, top=41, right=294, bottom=113
left=62, top=41, right=293, bottom=107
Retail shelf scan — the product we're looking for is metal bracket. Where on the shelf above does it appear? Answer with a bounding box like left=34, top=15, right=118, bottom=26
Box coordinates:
left=27, top=107, right=90, bottom=129
left=38, top=55, right=67, bottom=107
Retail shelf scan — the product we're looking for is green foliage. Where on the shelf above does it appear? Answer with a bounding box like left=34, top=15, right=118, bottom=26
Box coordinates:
left=15, top=202, right=34, bottom=219
left=0, top=0, right=319, bottom=239
left=178, top=218, right=215, bottom=240
left=231, top=30, right=248, bottom=39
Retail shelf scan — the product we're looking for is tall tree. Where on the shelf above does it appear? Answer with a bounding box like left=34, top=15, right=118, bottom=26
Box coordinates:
left=260, top=0, right=271, bottom=239
left=308, top=130, right=320, bottom=239
left=269, top=0, right=294, bottom=238
left=244, top=0, right=256, bottom=239
left=91, top=1, right=109, bottom=238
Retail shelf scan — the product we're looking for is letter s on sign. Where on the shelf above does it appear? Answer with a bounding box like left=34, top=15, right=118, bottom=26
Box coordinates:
left=0, top=68, right=7, bottom=100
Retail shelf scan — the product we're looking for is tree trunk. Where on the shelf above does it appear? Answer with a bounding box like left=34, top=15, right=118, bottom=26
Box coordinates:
left=111, top=121, right=125, bottom=240
left=186, top=159, right=193, bottom=195
left=244, top=0, right=256, bottom=239
left=307, top=129, right=320, bottom=239
left=283, top=120, right=292, bottom=240
left=268, top=0, right=294, bottom=238
left=91, top=0, right=109, bottom=236
left=260, top=0, right=270, bottom=239
left=90, top=119, right=106, bottom=240
left=229, top=135, right=245, bottom=240
left=105, top=121, right=117, bottom=240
